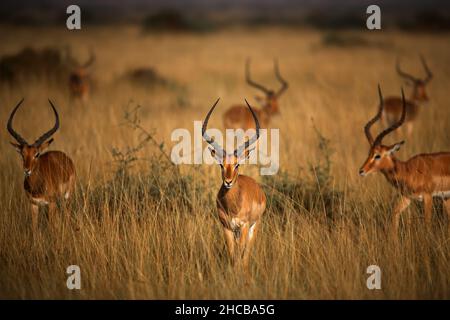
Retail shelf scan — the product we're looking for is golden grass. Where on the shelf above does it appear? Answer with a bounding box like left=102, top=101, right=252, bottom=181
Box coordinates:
left=0, top=26, right=449, bottom=299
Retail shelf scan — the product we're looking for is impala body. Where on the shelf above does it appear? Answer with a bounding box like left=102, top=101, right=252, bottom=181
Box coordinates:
left=8, top=99, right=76, bottom=232
left=382, top=56, right=433, bottom=136
left=359, top=86, right=450, bottom=235
left=68, top=49, right=95, bottom=101
left=203, top=98, right=266, bottom=268
left=223, top=59, right=288, bottom=130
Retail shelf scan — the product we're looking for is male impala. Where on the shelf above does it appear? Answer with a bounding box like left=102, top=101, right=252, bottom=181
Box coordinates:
left=223, top=59, right=288, bottom=130
left=68, top=49, right=95, bottom=101
left=203, top=98, right=266, bottom=268
left=382, top=56, right=433, bottom=136
left=359, top=85, right=450, bottom=236
left=7, top=99, right=76, bottom=232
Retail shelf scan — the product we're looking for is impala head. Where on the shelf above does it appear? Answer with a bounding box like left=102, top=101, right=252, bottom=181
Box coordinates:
left=7, top=99, right=60, bottom=177
left=359, top=85, right=407, bottom=177
left=396, top=55, right=433, bottom=102
left=68, top=48, right=95, bottom=97
left=203, top=98, right=260, bottom=189
left=246, top=59, right=288, bottom=114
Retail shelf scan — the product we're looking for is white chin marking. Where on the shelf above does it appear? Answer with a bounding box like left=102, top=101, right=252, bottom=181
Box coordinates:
left=248, top=223, right=256, bottom=240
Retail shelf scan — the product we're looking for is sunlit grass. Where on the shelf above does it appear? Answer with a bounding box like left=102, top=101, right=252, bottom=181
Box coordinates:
left=0, top=26, right=449, bottom=299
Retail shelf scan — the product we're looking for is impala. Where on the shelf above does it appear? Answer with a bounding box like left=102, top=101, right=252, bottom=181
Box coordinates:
left=223, top=59, right=288, bottom=130
left=359, top=85, right=450, bottom=236
left=7, top=99, right=76, bottom=232
left=382, top=56, right=433, bottom=136
left=68, top=49, right=95, bottom=101
left=203, top=98, right=266, bottom=268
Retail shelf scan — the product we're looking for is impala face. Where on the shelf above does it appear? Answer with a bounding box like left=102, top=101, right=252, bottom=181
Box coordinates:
left=203, top=98, right=260, bottom=190
left=219, top=154, right=240, bottom=189
left=359, top=142, right=404, bottom=177
left=7, top=99, right=60, bottom=177
left=66, top=49, right=95, bottom=99
left=256, top=92, right=280, bottom=114
left=397, top=55, right=432, bottom=103
left=11, top=141, right=52, bottom=176
left=210, top=151, right=252, bottom=189
left=360, top=85, right=407, bottom=177
left=411, top=82, right=429, bottom=102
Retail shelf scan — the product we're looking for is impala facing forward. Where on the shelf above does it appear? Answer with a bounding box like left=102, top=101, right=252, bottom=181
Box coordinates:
left=382, top=56, right=433, bottom=136
left=223, top=59, right=288, bottom=130
left=7, top=99, right=76, bottom=232
left=203, top=98, right=266, bottom=269
left=68, top=49, right=96, bottom=101
left=359, top=85, right=450, bottom=236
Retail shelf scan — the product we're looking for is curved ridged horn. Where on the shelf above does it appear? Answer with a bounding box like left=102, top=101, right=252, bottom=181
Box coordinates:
left=373, top=88, right=407, bottom=146
left=32, top=99, right=60, bottom=147
left=234, top=99, right=260, bottom=157
left=7, top=98, right=28, bottom=145
left=202, top=98, right=225, bottom=158
left=364, top=84, right=384, bottom=145
left=274, top=59, right=288, bottom=96
left=246, top=59, right=271, bottom=94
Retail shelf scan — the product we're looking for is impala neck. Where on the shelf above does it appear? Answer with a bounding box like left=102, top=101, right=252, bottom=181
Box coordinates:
left=380, top=157, right=409, bottom=192
left=219, top=177, right=241, bottom=200
left=410, top=89, right=427, bottom=104
left=24, top=161, right=44, bottom=191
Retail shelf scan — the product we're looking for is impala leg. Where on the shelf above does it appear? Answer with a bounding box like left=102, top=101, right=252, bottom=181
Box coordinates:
left=238, top=224, right=249, bottom=265
left=30, top=203, right=39, bottom=235
left=48, top=202, right=58, bottom=230
left=391, top=196, right=411, bottom=238
left=242, top=222, right=259, bottom=271
left=423, top=194, right=433, bottom=226
left=223, top=227, right=236, bottom=264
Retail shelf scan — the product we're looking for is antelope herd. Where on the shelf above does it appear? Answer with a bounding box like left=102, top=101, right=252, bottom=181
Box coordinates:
left=4, top=55, right=449, bottom=268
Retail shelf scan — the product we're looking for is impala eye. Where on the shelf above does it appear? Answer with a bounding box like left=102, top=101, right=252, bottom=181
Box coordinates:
left=374, top=154, right=381, bottom=160
left=35, top=153, right=40, bottom=158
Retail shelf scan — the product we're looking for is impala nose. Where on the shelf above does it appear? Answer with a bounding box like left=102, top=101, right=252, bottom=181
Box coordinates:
left=24, top=169, right=32, bottom=177
left=359, top=169, right=366, bottom=177
left=224, top=180, right=233, bottom=189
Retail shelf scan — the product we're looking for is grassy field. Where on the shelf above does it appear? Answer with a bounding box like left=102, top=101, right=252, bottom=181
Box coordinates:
left=0, top=25, right=449, bottom=299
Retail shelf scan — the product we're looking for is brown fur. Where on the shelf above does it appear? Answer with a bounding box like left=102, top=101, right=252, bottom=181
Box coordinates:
left=23, top=150, right=75, bottom=201
left=223, top=96, right=279, bottom=130
left=12, top=143, right=76, bottom=232
left=383, top=82, right=430, bottom=135
left=213, top=153, right=266, bottom=269
left=69, top=68, right=91, bottom=101
left=360, top=144, right=450, bottom=235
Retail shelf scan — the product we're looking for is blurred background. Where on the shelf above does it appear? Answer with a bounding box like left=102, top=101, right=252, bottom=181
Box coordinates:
left=1, top=0, right=450, bottom=32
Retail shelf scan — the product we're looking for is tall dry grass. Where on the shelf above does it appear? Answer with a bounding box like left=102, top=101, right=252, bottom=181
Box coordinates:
left=0, top=26, right=449, bottom=299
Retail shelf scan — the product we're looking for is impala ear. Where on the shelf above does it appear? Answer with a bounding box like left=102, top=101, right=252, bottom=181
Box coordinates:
left=387, top=141, right=405, bottom=154
left=10, top=142, right=22, bottom=152
left=38, top=138, right=54, bottom=151
left=254, top=95, right=265, bottom=104
left=209, top=147, right=223, bottom=163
